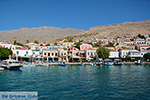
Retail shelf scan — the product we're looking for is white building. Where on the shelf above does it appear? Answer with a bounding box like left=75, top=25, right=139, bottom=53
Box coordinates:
left=109, top=49, right=119, bottom=58
left=13, top=50, right=32, bottom=57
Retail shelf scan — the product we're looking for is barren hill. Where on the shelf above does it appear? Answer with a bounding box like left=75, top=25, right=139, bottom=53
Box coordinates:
left=1, top=20, right=150, bottom=44
left=73, top=20, right=150, bottom=41
left=0, top=26, right=84, bottom=43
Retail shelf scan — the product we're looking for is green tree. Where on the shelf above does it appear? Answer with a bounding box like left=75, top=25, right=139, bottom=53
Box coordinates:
left=74, top=40, right=83, bottom=49
left=138, top=34, right=145, bottom=39
left=96, top=46, right=110, bottom=59
left=26, top=40, right=29, bottom=43
left=14, top=40, right=17, bottom=45
left=143, top=53, right=150, bottom=61
left=66, top=36, right=74, bottom=42
left=108, top=42, right=115, bottom=47
left=34, top=40, right=39, bottom=44
left=54, top=42, right=58, bottom=45
left=0, top=47, right=12, bottom=58
left=46, top=44, right=50, bottom=46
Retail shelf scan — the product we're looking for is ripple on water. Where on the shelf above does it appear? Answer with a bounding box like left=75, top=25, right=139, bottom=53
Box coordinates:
left=0, top=65, right=150, bottom=100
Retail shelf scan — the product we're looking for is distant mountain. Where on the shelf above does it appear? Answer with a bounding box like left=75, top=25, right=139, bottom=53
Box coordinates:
left=73, top=20, right=150, bottom=41
left=0, top=26, right=84, bottom=43
left=1, top=20, right=150, bottom=44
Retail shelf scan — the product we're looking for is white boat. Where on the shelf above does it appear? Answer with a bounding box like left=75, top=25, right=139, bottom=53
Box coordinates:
left=1, top=59, right=22, bottom=70
left=22, top=64, right=35, bottom=67
left=135, top=60, right=143, bottom=65
left=89, top=62, right=95, bottom=66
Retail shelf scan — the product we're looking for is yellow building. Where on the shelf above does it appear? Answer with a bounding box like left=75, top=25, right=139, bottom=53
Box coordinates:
left=136, top=39, right=145, bottom=44
left=62, top=42, right=74, bottom=48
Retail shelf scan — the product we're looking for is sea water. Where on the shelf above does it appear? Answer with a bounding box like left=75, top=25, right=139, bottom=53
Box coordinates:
left=0, top=64, right=150, bottom=100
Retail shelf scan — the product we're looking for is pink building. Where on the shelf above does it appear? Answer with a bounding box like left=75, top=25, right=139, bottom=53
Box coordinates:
left=80, top=43, right=92, bottom=50
left=21, top=46, right=29, bottom=50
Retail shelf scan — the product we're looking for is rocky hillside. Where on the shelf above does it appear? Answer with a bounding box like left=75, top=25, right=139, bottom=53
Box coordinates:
left=73, top=20, right=150, bottom=41
left=1, top=20, right=150, bottom=43
left=0, top=26, right=84, bottom=43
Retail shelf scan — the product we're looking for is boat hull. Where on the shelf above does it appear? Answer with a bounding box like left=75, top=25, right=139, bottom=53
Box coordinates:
left=103, top=62, right=113, bottom=66
left=58, top=64, right=66, bottom=66
left=2, top=65, right=22, bottom=70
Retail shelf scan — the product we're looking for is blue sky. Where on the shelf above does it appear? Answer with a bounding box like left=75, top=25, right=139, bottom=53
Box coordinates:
left=0, top=0, right=150, bottom=31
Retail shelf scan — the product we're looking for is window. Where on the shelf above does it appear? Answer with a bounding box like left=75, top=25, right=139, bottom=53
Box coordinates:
left=70, top=44, right=72, bottom=46
left=61, top=53, right=63, bottom=56
left=48, top=53, right=50, bottom=56
left=26, top=51, right=28, bottom=55
left=88, top=52, right=89, bottom=55
left=52, top=53, right=54, bottom=56
left=64, top=44, right=66, bottom=45
left=64, top=53, right=66, bottom=55
left=55, top=53, right=57, bottom=56
left=44, top=53, right=46, bottom=55
left=17, top=51, right=19, bottom=55
left=67, top=44, right=69, bottom=46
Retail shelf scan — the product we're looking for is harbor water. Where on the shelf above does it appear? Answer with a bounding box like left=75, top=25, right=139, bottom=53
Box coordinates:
left=0, top=64, right=150, bottom=100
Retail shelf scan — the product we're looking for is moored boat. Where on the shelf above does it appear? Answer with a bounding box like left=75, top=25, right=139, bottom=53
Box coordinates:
left=58, top=61, right=66, bottom=66
left=103, top=59, right=113, bottom=66
left=113, top=59, right=122, bottom=65
left=1, top=59, right=22, bottom=70
left=135, top=60, right=143, bottom=65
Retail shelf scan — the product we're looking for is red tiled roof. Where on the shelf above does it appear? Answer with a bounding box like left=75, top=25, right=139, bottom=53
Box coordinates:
left=110, top=49, right=118, bottom=52
left=140, top=45, right=150, bottom=47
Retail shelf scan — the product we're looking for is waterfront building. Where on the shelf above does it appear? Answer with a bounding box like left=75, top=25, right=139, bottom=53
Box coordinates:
left=43, top=49, right=59, bottom=62
left=58, top=49, right=67, bottom=62
left=119, top=49, right=131, bottom=58
left=109, top=49, right=119, bottom=59
left=85, top=48, right=97, bottom=60
left=12, top=47, right=33, bottom=62
left=127, top=50, right=143, bottom=60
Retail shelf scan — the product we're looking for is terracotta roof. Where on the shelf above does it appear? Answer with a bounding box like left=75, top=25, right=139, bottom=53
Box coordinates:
left=57, top=47, right=63, bottom=49
left=50, top=45, right=58, bottom=46
left=0, top=45, right=3, bottom=47
left=140, top=45, right=150, bottom=47
left=110, top=49, right=118, bottom=52
left=63, top=42, right=73, bottom=43
left=126, top=44, right=136, bottom=46
left=87, top=48, right=95, bottom=50
left=43, top=49, right=57, bottom=51
left=120, top=48, right=130, bottom=50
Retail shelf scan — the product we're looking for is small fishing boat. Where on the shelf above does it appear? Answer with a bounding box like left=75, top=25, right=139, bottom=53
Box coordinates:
left=113, top=59, right=122, bottom=65
left=135, top=60, right=143, bottom=65
left=58, top=61, right=66, bottom=66
left=1, top=59, right=22, bottom=70
left=103, top=59, right=113, bottom=66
